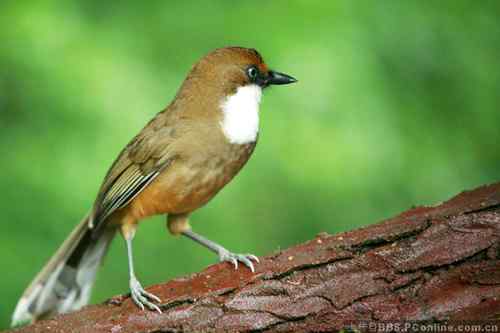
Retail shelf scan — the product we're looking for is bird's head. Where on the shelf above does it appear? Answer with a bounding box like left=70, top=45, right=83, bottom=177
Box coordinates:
left=185, top=47, right=297, bottom=96
left=175, top=47, right=297, bottom=144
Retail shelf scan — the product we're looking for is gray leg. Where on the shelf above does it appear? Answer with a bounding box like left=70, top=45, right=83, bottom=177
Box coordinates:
left=125, top=237, right=162, bottom=313
left=181, top=229, right=259, bottom=272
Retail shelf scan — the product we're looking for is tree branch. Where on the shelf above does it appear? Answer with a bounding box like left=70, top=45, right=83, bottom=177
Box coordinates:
left=10, top=183, right=500, bottom=332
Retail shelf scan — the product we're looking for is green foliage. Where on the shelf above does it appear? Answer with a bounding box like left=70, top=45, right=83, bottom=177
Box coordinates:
left=1, top=1, right=499, bottom=328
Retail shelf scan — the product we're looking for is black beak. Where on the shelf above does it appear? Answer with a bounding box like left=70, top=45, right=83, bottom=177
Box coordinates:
left=266, top=70, right=297, bottom=86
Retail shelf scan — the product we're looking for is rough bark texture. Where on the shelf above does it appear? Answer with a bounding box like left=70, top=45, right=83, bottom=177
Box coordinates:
left=9, top=183, right=500, bottom=332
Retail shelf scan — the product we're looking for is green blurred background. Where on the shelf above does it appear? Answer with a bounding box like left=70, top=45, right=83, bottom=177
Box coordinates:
left=1, top=1, right=499, bottom=328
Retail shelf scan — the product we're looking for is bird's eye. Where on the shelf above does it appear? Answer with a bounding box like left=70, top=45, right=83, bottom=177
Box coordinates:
left=247, top=66, right=258, bottom=81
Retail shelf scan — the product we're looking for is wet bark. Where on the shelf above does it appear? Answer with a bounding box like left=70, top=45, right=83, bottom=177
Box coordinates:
left=10, top=183, right=500, bottom=332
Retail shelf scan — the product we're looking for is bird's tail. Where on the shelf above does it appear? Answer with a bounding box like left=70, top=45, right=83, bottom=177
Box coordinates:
left=11, top=214, right=116, bottom=327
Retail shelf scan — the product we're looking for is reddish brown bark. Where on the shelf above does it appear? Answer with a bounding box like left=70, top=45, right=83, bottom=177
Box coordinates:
left=9, top=183, right=500, bottom=332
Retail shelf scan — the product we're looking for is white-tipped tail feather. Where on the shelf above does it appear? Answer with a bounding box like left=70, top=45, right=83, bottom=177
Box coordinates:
left=11, top=215, right=115, bottom=327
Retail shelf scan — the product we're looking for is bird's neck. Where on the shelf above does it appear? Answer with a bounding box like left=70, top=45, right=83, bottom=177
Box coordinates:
left=219, top=84, right=262, bottom=145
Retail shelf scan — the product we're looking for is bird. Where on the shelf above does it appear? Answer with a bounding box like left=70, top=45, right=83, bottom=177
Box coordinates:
left=11, top=46, right=297, bottom=326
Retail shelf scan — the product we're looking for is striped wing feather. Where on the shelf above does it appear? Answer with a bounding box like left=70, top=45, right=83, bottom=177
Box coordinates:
left=90, top=118, right=175, bottom=232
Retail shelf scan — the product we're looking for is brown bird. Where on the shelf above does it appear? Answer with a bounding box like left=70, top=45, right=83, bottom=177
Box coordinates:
left=12, top=46, right=297, bottom=325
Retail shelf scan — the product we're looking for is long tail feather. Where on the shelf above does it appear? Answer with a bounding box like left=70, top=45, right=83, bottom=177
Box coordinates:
left=11, top=214, right=115, bottom=327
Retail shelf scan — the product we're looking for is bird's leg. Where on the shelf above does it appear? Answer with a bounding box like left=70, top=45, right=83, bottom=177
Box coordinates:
left=167, top=214, right=259, bottom=272
left=123, top=227, right=162, bottom=313
left=181, top=229, right=259, bottom=272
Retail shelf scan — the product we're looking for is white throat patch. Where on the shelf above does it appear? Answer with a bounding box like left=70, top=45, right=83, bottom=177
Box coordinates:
left=220, top=84, right=262, bottom=144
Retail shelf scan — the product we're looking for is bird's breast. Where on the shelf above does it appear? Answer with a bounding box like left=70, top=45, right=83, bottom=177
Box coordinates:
left=126, top=141, right=257, bottom=220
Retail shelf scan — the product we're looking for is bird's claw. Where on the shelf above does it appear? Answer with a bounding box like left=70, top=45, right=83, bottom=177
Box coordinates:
left=218, top=250, right=260, bottom=272
left=130, top=277, right=162, bottom=313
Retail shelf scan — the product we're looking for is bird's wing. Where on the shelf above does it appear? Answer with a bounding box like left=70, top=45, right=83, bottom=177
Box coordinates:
left=90, top=116, right=177, bottom=233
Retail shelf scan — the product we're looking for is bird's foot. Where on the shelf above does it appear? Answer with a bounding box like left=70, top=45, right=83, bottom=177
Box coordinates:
left=218, top=249, right=259, bottom=272
left=129, top=277, right=162, bottom=313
